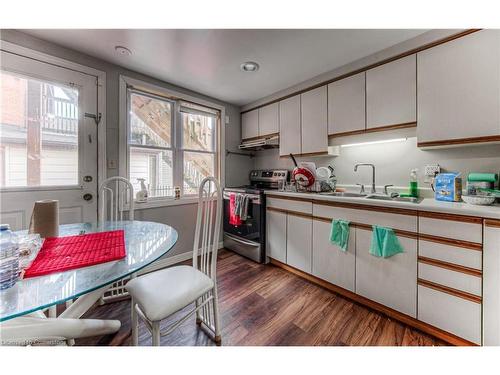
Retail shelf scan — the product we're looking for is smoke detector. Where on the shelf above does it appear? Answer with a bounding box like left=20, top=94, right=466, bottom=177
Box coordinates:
left=115, top=46, right=132, bottom=57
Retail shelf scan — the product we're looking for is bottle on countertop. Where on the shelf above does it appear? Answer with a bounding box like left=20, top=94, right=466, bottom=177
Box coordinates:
left=409, top=168, right=419, bottom=197
left=136, top=178, right=148, bottom=202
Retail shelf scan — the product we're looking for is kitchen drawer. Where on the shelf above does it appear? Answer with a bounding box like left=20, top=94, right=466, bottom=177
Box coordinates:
left=418, top=238, right=482, bottom=270
left=418, top=284, right=481, bottom=344
left=419, top=214, right=482, bottom=244
left=313, top=202, right=417, bottom=233
left=418, top=261, right=482, bottom=296
left=267, top=196, right=312, bottom=214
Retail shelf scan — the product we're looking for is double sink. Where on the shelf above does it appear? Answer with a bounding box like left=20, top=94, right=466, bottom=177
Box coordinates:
left=318, top=191, right=423, bottom=204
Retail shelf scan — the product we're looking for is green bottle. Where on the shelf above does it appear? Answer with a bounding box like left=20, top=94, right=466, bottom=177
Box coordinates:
left=409, top=168, right=419, bottom=197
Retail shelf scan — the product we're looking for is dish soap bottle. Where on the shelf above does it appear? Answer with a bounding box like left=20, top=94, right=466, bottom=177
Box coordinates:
left=136, top=178, right=148, bottom=203
left=409, top=168, right=419, bottom=197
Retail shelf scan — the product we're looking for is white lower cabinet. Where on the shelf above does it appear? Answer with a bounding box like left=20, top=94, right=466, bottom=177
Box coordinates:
left=266, top=209, right=287, bottom=263
left=266, top=196, right=491, bottom=344
left=418, top=285, right=481, bottom=344
left=286, top=213, right=312, bottom=273
left=355, top=227, right=417, bottom=317
left=483, top=221, right=500, bottom=346
left=312, top=219, right=356, bottom=292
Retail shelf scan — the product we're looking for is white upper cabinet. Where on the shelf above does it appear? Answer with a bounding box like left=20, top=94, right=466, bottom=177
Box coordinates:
left=258, top=102, right=279, bottom=136
left=328, top=72, right=366, bottom=135
left=300, top=86, right=328, bottom=154
left=417, top=30, right=500, bottom=146
left=241, top=109, right=259, bottom=140
left=279, top=94, right=302, bottom=156
left=366, top=54, right=417, bottom=129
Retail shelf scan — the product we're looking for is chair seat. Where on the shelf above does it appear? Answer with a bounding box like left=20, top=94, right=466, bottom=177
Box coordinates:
left=125, top=265, right=214, bottom=322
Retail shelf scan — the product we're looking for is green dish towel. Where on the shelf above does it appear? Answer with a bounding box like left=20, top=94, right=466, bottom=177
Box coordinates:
left=330, top=219, right=350, bottom=251
left=369, top=225, right=404, bottom=258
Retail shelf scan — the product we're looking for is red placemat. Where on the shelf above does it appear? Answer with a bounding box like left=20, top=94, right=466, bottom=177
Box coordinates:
left=24, top=230, right=126, bottom=278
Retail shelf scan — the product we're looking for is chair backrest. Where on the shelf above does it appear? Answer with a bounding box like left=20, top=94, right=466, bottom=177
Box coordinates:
left=192, top=177, right=222, bottom=281
left=98, top=176, right=135, bottom=222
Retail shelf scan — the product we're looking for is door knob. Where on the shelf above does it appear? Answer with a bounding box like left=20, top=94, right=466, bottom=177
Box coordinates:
left=83, top=193, right=93, bottom=201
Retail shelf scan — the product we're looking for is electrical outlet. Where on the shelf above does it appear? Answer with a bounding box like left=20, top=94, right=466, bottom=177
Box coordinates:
left=424, top=164, right=441, bottom=184
left=425, top=164, right=441, bottom=177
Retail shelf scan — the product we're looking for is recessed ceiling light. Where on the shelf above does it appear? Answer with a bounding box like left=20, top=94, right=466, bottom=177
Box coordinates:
left=240, top=61, right=259, bottom=72
left=115, top=45, right=132, bottom=56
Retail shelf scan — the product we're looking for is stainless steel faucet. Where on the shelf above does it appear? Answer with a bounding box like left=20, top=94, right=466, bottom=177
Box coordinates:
left=354, top=163, right=376, bottom=194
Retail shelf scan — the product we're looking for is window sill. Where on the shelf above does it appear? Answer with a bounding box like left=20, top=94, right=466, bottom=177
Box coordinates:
left=131, top=197, right=199, bottom=210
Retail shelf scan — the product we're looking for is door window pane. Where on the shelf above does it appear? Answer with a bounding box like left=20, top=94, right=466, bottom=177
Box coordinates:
left=183, top=151, right=215, bottom=195
left=129, top=92, right=172, bottom=148
left=129, top=147, right=173, bottom=198
left=0, top=71, right=79, bottom=187
left=182, top=112, right=215, bottom=152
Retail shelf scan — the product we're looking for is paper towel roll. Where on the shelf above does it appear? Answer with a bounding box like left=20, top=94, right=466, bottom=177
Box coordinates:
left=29, top=200, right=59, bottom=238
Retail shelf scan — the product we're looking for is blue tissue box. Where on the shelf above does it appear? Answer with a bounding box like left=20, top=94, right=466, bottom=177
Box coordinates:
left=435, top=173, right=462, bottom=202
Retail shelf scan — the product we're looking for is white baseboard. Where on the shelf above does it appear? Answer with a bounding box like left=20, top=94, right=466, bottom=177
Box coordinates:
left=139, top=241, right=224, bottom=275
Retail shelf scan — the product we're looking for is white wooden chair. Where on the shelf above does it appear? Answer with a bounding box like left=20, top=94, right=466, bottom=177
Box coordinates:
left=98, top=176, right=135, bottom=303
left=99, top=176, right=135, bottom=223
left=126, top=177, right=222, bottom=346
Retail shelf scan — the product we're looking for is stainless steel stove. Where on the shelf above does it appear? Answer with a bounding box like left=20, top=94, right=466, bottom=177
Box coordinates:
left=223, top=169, right=289, bottom=263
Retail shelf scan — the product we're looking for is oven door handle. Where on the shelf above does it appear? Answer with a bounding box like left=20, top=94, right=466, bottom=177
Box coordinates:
left=224, top=233, right=260, bottom=247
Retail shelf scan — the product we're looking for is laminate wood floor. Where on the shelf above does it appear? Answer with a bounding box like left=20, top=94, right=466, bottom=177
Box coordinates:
left=76, top=249, right=447, bottom=346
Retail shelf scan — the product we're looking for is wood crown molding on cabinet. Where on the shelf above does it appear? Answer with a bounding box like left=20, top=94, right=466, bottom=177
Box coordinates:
left=418, top=278, right=482, bottom=304
left=241, top=132, right=279, bottom=142
left=418, top=233, right=483, bottom=251
left=269, top=258, right=477, bottom=346
left=312, top=199, right=418, bottom=216
left=241, top=29, right=480, bottom=115
left=418, top=210, right=483, bottom=224
left=485, top=219, right=500, bottom=228
left=418, top=256, right=482, bottom=277
left=313, top=215, right=418, bottom=239
left=328, top=121, right=416, bottom=138
left=266, top=194, right=313, bottom=203
left=278, top=151, right=329, bottom=158
left=267, top=206, right=312, bottom=219
left=417, top=135, right=500, bottom=148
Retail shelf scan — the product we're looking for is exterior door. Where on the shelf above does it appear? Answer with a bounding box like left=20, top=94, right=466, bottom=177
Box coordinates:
left=0, top=50, right=99, bottom=230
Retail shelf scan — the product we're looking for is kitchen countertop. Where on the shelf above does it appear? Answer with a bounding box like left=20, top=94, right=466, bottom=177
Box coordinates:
left=265, top=190, right=500, bottom=220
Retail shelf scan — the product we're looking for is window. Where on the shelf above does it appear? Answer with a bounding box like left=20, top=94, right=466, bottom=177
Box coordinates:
left=180, top=102, right=218, bottom=195
left=127, top=88, right=219, bottom=200
left=0, top=70, right=79, bottom=188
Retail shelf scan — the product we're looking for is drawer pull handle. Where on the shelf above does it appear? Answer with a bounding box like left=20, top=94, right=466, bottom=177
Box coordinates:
left=418, top=279, right=482, bottom=304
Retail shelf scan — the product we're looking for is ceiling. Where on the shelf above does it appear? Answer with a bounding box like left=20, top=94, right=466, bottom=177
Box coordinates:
left=24, top=29, right=428, bottom=106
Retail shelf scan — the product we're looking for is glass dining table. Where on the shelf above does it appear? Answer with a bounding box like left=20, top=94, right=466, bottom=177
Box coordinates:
left=0, top=220, right=178, bottom=345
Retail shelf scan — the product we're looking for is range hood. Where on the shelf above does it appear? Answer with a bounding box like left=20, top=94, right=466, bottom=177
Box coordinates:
left=239, top=134, right=279, bottom=150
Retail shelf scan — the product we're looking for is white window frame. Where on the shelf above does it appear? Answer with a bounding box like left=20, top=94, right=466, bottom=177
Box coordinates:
left=0, top=41, right=107, bottom=191
left=119, top=75, right=225, bottom=209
